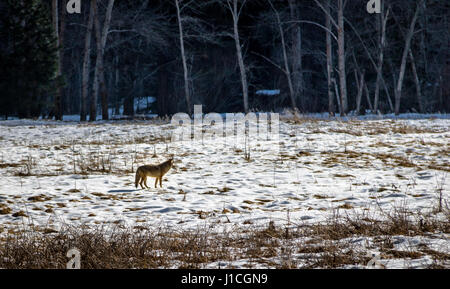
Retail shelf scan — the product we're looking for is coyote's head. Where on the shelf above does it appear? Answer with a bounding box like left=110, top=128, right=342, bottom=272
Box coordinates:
left=161, top=158, right=174, bottom=175
left=164, top=157, right=174, bottom=169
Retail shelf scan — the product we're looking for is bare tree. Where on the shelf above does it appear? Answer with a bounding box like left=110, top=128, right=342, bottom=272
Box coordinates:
left=90, top=0, right=100, bottom=121
left=52, top=0, right=62, bottom=120
left=353, top=50, right=374, bottom=114
left=90, top=0, right=115, bottom=122
left=364, top=80, right=373, bottom=112
left=332, top=77, right=340, bottom=111
left=394, top=0, right=423, bottom=115
left=113, top=54, right=120, bottom=116
left=392, top=9, right=424, bottom=113
left=355, top=70, right=365, bottom=115
left=226, top=0, right=249, bottom=113
left=9, top=0, right=447, bottom=118
left=314, top=0, right=346, bottom=115
left=342, top=4, right=393, bottom=113
left=175, top=0, right=192, bottom=115
left=288, top=0, right=304, bottom=110
left=59, top=1, right=66, bottom=119
left=352, top=52, right=365, bottom=115
left=373, top=4, right=389, bottom=113
left=267, top=0, right=296, bottom=111
left=409, top=49, right=424, bottom=112
left=336, top=0, right=347, bottom=115
left=325, top=0, right=334, bottom=116
left=81, top=0, right=95, bottom=122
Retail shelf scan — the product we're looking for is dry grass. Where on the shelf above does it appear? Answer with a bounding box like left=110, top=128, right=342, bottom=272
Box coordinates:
left=2, top=119, right=447, bottom=178
left=318, top=149, right=449, bottom=172
left=0, top=204, right=12, bottom=215
left=0, top=206, right=448, bottom=269
left=328, top=121, right=443, bottom=136
left=0, top=163, right=21, bottom=169
left=2, top=146, right=173, bottom=177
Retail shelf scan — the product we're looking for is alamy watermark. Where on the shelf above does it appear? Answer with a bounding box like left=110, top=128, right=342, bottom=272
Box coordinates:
left=366, top=0, right=381, bottom=14
left=65, top=1, right=379, bottom=16
left=170, top=105, right=280, bottom=158
left=366, top=253, right=385, bottom=269
left=66, top=0, right=81, bottom=14
left=66, top=248, right=81, bottom=269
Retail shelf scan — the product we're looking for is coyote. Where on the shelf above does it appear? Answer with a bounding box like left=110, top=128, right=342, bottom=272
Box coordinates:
left=135, top=158, right=174, bottom=189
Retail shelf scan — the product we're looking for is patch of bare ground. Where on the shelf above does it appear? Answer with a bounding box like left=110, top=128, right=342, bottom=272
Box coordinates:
left=27, top=195, right=52, bottom=202
left=0, top=163, right=21, bottom=169
left=0, top=204, right=12, bottom=215
left=427, top=162, right=450, bottom=172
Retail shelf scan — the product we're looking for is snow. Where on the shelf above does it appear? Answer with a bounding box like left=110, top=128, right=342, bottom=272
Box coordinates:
left=0, top=113, right=448, bottom=268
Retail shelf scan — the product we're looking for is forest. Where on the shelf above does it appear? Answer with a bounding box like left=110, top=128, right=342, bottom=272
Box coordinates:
left=0, top=0, right=449, bottom=120
left=0, top=1, right=449, bottom=270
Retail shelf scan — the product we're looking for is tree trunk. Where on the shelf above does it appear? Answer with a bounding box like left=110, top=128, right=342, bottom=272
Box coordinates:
left=356, top=70, right=364, bottom=115
left=409, top=50, right=423, bottom=112
left=58, top=1, right=65, bottom=118
left=114, top=55, right=120, bottom=115
left=279, top=24, right=296, bottom=112
left=394, top=1, right=421, bottom=115
left=229, top=0, right=249, bottom=113
left=52, top=0, right=62, bottom=120
left=288, top=0, right=304, bottom=110
left=383, top=74, right=394, bottom=112
left=101, top=0, right=114, bottom=120
left=364, top=82, right=373, bottom=112
left=352, top=52, right=365, bottom=115
left=175, top=0, right=192, bottom=115
left=81, top=0, right=95, bottom=122
left=332, top=77, right=340, bottom=110
left=337, top=0, right=347, bottom=115
left=374, top=5, right=389, bottom=113
left=90, top=0, right=99, bottom=121
left=325, top=0, right=334, bottom=116
left=90, top=0, right=114, bottom=121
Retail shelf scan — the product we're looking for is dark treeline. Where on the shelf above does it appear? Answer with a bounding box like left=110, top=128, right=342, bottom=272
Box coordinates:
left=0, top=0, right=449, bottom=120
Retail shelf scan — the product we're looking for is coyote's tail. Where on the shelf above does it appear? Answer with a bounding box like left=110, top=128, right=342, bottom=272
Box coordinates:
left=135, top=170, right=140, bottom=188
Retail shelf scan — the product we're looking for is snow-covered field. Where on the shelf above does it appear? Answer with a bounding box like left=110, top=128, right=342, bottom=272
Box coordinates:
left=0, top=114, right=448, bottom=268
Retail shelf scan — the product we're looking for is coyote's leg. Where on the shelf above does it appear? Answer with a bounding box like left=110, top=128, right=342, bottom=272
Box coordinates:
left=143, top=177, right=149, bottom=189
left=154, top=177, right=158, bottom=188
left=159, top=176, right=163, bottom=188
left=139, top=177, right=145, bottom=189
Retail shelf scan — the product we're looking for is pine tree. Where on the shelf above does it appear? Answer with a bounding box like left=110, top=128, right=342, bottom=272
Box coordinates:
left=0, top=0, right=58, bottom=119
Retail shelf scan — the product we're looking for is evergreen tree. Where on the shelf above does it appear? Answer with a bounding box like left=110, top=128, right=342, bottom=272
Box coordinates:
left=0, top=0, right=58, bottom=119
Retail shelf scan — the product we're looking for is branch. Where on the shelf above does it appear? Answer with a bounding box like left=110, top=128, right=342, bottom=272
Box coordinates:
left=312, top=0, right=338, bottom=29
left=283, top=20, right=338, bottom=42
left=251, top=51, right=286, bottom=74
left=237, top=0, right=247, bottom=19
